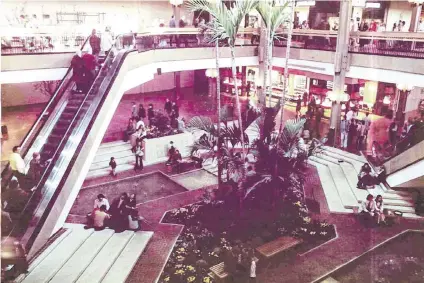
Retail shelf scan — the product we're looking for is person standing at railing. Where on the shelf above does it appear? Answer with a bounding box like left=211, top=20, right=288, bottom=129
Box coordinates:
left=169, top=15, right=177, bottom=47
left=89, top=29, right=101, bottom=60
left=101, top=27, right=113, bottom=56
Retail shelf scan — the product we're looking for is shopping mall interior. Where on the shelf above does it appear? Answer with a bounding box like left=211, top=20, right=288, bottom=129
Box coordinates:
left=1, top=0, right=424, bottom=282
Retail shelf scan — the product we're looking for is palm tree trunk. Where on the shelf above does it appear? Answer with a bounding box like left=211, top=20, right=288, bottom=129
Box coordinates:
left=268, top=41, right=274, bottom=107
left=278, top=2, right=295, bottom=134
left=230, top=47, right=246, bottom=158
left=215, top=40, right=222, bottom=185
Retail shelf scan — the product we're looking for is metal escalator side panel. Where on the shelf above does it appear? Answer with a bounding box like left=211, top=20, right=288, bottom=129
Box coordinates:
left=21, top=49, right=130, bottom=256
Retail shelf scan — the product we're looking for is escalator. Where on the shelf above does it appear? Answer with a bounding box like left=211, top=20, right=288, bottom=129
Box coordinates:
left=368, top=123, right=424, bottom=188
left=1, top=37, right=133, bottom=265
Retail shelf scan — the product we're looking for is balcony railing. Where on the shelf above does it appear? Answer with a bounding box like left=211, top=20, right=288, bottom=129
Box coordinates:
left=3, top=28, right=424, bottom=58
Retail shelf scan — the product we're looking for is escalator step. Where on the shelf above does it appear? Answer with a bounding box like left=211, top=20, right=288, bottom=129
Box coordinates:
left=57, top=119, right=72, bottom=125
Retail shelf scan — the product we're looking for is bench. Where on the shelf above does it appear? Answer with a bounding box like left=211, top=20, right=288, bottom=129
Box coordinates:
left=256, top=236, right=303, bottom=259
left=209, top=262, right=229, bottom=283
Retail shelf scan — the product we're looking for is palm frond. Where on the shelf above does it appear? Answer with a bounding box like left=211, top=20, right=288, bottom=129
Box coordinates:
left=256, top=1, right=289, bottom=41
left=185, top=0, right=259, bottom=46
left=186, top=116, right=217, bottom=135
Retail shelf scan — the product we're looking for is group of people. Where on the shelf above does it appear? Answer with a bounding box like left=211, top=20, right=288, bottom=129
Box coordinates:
left=357, top=163, right=385, bottom=190
left=166, top=141, right=183, bottom=171
left=340, top=109, right=372, bottom=151
left=296, top=93, right=325, bottom=141
left=223, top=245, right=258, bottom=283
left=71, top=28, right=114, bottom=93
left=86, top=193, right=144, bottom=232
left=360, top=194, right=387, bottom=226
left=388, top=115, right=424, bottom=150
left=8, top=146, right=50, bottom=194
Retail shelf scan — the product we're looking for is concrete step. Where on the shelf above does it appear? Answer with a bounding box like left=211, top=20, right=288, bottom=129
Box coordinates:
left=384, top=205, right=416, bottom=214
left=309, top=156, right=359, bottom=209
left=382, top=198, right=414, bottom=207
left=97, top=142, right=132, bottom=156
left=322, top=146, right=367, bottom=163
left=49, top=229, right=115, bottom=283
left=385, top=189, right=413, bottom=196
left=21, top=226, right=94, bottom=283
left=26, top=229, right=72, bottom=274
left=75, top=230, right=134, bottom=283
left=93, top=149, right=133, bottom=164
left=308, top=160, right=351, bottom=214
left=90, top=155, right=135, bottom=171
left=320, top=150, right=363, bottom=173
left=101, top=231, right=154, bottom=283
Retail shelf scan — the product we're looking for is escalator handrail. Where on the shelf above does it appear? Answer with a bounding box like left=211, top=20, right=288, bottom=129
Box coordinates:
left=19, top=39, right=128, bottom=252
left=372, top=123, right=424, bottom=165
left=1, top=35, right=92, bottom=178
left=2, top=37, right=119, bottom=246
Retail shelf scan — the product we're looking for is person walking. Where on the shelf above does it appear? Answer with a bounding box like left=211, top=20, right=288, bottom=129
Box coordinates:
left=356, top=120, right=366, bottom=151
left=348, top=119, right=357, bottom=150
left=315, top=106, right=323, bottom=138
left=109, top=157, right=117, bottom=177
left=89, top=29, right=101, bottom=59
left=340, top=116, right=348, bottom=149
left=364, top=112, right=371, bottom=142
left=388, top=119, right=398, bottom=146
left=134, top=140, right=144, bottom=171
left=296, top=95, right=302, bottom=117
left=303, top=91, right=308, bottom=107
left=131, top=102, right=138, bottom=118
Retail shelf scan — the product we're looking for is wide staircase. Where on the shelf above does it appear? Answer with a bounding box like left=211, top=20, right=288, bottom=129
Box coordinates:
left=16, top=224, right=153, bottom=283
left=309, top=146, right=422, bottom=219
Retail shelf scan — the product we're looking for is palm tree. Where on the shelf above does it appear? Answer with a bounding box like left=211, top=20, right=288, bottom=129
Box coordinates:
left=256, top=1, right=289, bottom=108
left=185, top=0, right=259, bottom=159
left=214, top=0, right=223, bottom=185
left=245, top=117, right=308, bottom=207
left=278, top=1, right=295, bottom=134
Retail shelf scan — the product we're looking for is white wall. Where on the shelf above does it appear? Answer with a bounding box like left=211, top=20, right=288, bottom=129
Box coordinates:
left=1, top=81, right=57, bottom=107
left=385, top=1, right=412, bottom=30
left=124, top=70, right=194, bottom=95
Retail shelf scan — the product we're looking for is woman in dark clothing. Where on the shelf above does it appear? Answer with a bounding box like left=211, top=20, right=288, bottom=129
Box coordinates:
left=389, top=120, right=398, bottom=146
left=348, top=119, right=357, bottom=149
left=138, top=104, right=146, bottom=120
left=296, top=95, right=302, bottom=116
left=125, top=118, right=136, bottom=142
left=71, top=50, right=86, bottom=93
left=357, top=163, right=382, bottom=189
left=109, top=193, right=129, bottom=232
left=147, top=104, right=155, bottom=125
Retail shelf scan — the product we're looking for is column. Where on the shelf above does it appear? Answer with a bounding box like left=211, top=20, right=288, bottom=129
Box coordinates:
left=409, top=4, right=422, bottom=32
left=174, top=72, right=181, bottom=100
left=329, top=0, right=352, bottom=146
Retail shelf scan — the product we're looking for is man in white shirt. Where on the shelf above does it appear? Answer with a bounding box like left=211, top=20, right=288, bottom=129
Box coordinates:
left=9, top=146, right=26, bottom=177
left=94, top=193, right=110, bottom=211
left=346, top=109, right=354, bottom=124
left=363, top=112, right=371, bottom=141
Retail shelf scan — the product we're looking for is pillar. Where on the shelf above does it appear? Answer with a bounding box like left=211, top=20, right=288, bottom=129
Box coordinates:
left=174, top=71, right=181, bottom=100
left=173, top=4, right=180, bottom=24
left=409, top=5, right=422, bottom=32
left=329, top=0, right=352, bottom=146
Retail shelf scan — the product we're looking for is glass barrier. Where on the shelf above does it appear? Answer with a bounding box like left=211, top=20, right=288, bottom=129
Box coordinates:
left=3, top=29, right=424, bottom=58
left=368, top=123, right=424, bottom=166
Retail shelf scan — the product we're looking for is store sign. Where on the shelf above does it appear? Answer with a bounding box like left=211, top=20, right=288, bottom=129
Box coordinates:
left=352, top=0, right=366, bottom=7
left=365, top=2, right=381, bottom=8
